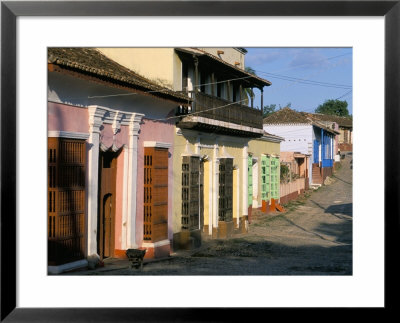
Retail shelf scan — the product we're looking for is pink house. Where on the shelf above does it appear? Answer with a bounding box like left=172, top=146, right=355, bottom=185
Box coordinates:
left=47, top=48, right=190, bottom=273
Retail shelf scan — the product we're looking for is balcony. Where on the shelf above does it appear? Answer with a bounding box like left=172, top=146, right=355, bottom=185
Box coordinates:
left=177, top=92, right=264, bottom=137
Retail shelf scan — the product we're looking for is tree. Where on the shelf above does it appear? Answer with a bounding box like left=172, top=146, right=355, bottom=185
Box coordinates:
left=263, top=102, right=291, bottom=117
left=315, top=99, right=349, bottom=116
left=263, top=104, right=276, bottom=117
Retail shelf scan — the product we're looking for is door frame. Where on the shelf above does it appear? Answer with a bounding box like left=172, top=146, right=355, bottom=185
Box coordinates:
left=97, top=149, right=119, bottom=259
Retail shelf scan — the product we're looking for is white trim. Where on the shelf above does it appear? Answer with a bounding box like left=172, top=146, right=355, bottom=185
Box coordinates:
left=252, top=160, right=259, bottom=208
left=141, top=239, right=170, bottom=248
left=88, top=105, right=139, bottom=127
left=194, top=136, right=200, bottom=155
left=86, top=105, right=144, bottom=255
left=47, top=131, right=89, bottom=140
left=126, top=113, right=144, bottom=249
left=259, top=134, right=284, bottom=143
left=143, top=141, right=172, bottom=149
left=242, top=144, right=249, bottom=216
left=236, top=168, right=240, bottom=227
left=100, top=142, right=121, bottom=153
left=86, top=106, right=103, bottom=256
left=121, top=145, right=129, bottom=250
left=181, top=115, right=264, bottom=135
left=207, top=159, right=213, bottom=236
left=181, top=139, right=198, bottom=156
left=213, top=143, right=219, bottom=228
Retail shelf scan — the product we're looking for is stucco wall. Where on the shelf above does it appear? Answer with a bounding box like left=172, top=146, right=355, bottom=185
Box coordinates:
left=97, top=48, right=181, bottom=90
left=199, top=48, right=245, bottom=69
left=172, top=129, right=249, bottom=234
left=48, top=102, right=89, bottom=133
left=48, top=71, right=178, bottom=120
left=264, top=124, right=312, bottom=155
left=48, top=101, right=131, bottom=255
left=248, top=138, right=281, bottom=207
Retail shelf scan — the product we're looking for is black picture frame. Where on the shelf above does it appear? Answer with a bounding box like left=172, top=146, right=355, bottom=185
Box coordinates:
left=1, top=1, right=399, bottom=321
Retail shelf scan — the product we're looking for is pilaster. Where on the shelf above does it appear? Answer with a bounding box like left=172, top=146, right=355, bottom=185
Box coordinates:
left=87, top=105, right=107, bottom=256
left=126, top=113, right=144, bottom=248
left=242, top=144, right=249, bottom=217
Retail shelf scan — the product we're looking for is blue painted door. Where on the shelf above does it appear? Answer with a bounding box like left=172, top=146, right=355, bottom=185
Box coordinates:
left=313, top=140, right=319, bottom=163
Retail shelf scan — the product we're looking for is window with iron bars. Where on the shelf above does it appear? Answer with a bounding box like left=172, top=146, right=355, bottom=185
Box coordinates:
left=181, top=156, right=203, bottom=231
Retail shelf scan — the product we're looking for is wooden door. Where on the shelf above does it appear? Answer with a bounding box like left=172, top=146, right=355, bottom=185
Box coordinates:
left=143, top=147, right=169, bottom=242
left=97, top=150, right=118, bottom=259
left=48, top=138, right=86, bottom=266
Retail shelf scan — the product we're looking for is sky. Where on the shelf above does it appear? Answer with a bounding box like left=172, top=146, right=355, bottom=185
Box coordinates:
left=244, top=47, right=353, bottom=115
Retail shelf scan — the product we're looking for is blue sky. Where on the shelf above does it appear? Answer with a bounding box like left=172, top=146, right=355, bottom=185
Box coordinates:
left=244, top=48, right=353, bottom=115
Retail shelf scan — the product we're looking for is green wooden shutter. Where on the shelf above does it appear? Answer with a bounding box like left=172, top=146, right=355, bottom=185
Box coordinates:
left=270, top=157, right=280, bottom=200
left=261, top=156, right=267, bottom=201
left=248, top=155, right=253, bottom=206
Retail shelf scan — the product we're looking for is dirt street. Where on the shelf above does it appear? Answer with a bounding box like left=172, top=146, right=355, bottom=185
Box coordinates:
left=69, top=152, right=352, bottom=276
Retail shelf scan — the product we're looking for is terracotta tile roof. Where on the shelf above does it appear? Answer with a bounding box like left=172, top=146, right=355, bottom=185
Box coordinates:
left=263, top=107, right=311, bottom=124
left=262, top=131, right=285, bottom=142
left=175, top=48, right=272, bottom=87
left=302, top=112, right=353, bottom=128
left=48, top=47, right=191, bottom=103
left=263, top=107, right=339, bottom=135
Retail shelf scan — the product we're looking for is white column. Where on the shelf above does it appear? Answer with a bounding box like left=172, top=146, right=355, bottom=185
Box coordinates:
left=87, top=106, right=106, bottom=256
left=252, top=159, right=259, bottom=208
left=208, top=157, right=213, bottom=236
left=236, top=167, right=240, bottom=227
left=213, top=142, right=219, bottom=228
left=194, top=136, right=200, bottom=155
left=126, top=113, right=144, bottom=249
left=121, top=145, right=129, bottom=250
left=242, top=144, right=248, bottom=217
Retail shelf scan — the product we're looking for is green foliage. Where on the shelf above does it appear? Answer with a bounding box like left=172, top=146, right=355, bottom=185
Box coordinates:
left=315, top=99, right=349, bottom=116
left=280, top=164, right=290, bottom=182
left=245, top=66, right=256, bottom=75
left=263, top=102, right=291, bottom=117
left=263, top=104, right=276, bottom=117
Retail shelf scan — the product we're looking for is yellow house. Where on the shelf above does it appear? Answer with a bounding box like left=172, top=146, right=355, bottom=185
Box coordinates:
left=248, top=133, right=283, bottom=211
left=98, top=47, right=277, bottom=250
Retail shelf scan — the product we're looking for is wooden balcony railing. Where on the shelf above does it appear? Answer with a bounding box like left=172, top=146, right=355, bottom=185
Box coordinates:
left=180, top=92, right=263, bottom=130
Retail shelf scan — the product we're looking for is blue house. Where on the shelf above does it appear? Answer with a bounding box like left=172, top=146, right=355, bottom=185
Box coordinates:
left=263, top=107, right=339, bottom=186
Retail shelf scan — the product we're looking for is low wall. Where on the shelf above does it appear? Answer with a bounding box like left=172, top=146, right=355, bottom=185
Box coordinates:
left=280, top=178, right=306, bottom=204
left=339, top=143, right=353, bottom=151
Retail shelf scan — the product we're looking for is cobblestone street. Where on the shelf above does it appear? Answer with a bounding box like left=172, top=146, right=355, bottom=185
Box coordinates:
left=68, top=152, right=352, bottom=276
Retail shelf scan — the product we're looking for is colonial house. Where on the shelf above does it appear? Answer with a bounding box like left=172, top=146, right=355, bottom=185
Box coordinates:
left=47, top=48, right=190, bottom=273
left=247, top=132, right=284, bottom=220
left=97, top=48, right=277, bottom=248
left=303, top=113, right=353, bottom=152
left=263, top=107, right=339, bottom=187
